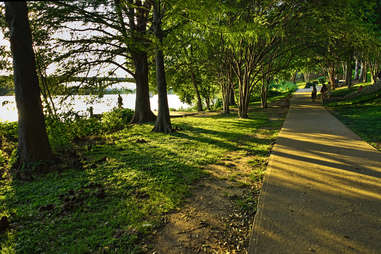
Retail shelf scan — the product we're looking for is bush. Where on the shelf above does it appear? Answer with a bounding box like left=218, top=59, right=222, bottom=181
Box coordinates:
left=318, top=76, right=326, bottom=84
left=101, top=108, right=134, bottom=132
left=0, top=122, right=18, bottom=169
left=271, top=81, right=297, bottom=92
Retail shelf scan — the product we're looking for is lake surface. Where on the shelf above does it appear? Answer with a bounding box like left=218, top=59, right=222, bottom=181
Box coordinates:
left=0, top=94, right=191, bottom=122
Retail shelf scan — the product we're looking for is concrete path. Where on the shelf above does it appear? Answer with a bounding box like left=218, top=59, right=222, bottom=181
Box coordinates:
left=249, top=92, right=381, bottom=254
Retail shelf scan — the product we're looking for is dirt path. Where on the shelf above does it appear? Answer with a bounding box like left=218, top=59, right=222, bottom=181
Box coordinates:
left=150, top=101, right=289, bottom=254
left=249, top=93, right=381, bottom=254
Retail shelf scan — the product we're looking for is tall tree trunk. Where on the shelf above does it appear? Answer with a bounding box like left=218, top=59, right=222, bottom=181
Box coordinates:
left=5, top=2, right=53, bottom=173
left=292, top=72, right=297, bottom=84
left=358, top=61, right=364, bottom=81
left=130, top=51, right=156, bottom=123
left=114, top=0, right=155, bottom=124
left=221, top=80, right=231, bottom=114
left=190, top=69, right=203, bottom=112
left=369, top=62, right=378, bottom=84
left=222, top=86, right=230, bottom=114
left=342, top=62, right=346, bottom=80
left=346, top=54, right=353, bottom=88
left=304, top=72, right=310, bottom=82
left=152, top=0, right=172, bottom=133
left=328, top=65, right=336, bottom=90
left=238, top=76, right=249, bottom=118
left=354, top=58, right=359, bottom=80
left=205, top=96, right=211, bottom=111
left=229, top=85, right=236, bottom=106
left=362, top=62, right=368, bottom=82
left=261, top=79, right=269, bottom=108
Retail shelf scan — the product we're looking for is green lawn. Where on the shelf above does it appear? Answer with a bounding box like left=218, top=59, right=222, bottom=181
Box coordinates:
left=0, top=104, right=286, bottom=253
left=328, top=85, right=381, bottom=151
left=329, top=81, right=373, bottom=98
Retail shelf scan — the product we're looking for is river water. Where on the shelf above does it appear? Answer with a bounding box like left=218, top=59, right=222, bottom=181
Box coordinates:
left=0, top=94, right=191, bottom=122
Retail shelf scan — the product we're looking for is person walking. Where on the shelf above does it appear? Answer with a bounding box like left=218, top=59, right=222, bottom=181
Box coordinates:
left=311, top=84, right=317, bottom=102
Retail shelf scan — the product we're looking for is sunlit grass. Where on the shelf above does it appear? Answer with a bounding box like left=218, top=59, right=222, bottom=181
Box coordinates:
left=0, top=106, right=285, bottom=253
left=328, top=90, right=381, bottom=151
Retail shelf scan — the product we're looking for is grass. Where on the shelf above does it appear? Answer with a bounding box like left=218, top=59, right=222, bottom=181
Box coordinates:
left=0, top=102, right=285, bottom=253
left=327, top=83, right=381, bottom=151
left=329, top=81, right=373, bottom=98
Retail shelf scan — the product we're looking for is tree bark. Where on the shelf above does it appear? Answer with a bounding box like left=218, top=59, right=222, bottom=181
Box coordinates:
left=5, top=2, right=53, bottom=172
left=229, top=85, right=236, bottom=106
left=238, top=77, right=249, bottom=118
left=222, top=86, right=230, bottom=114
left=261, top=79, right=269, bottom=108
left=130, top=50, right=156, bottom=123
left=114, top=0, right=155, bottom=124
left=152, top=0, right=172, bottom=133
left=358, top=61, right=363, bottom=81
left=346, top=54, right=353, bottom=88
left=205, top=96, right=211, bottom=111
left=304, top=72, right=310, bottom=82
left=354, top=58, right=359, bottom=80
left=190, top=69, right=203, bottom=112
left=292, top=72, right=297, bottom=84
left=362, top=62, right=368, bottom=82
left=328, top=65, right=336, bottom=90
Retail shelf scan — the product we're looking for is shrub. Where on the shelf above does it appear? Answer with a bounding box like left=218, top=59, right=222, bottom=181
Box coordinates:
left=101, top=108, right=134, bottom=132
left=318, top=76, right=326, bottom=84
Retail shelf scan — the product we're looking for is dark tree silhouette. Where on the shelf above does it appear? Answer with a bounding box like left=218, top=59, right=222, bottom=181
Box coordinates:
left=5, top=1, right=53, bottom=173
left=152, top=0, right=172, bottom=133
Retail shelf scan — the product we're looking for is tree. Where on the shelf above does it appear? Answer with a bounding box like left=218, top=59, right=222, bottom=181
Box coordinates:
left=4, top=1, right=53, bottom=174
left=35, top=0, right=156, bottom=123
left=152, top=0, right=172, bottom=133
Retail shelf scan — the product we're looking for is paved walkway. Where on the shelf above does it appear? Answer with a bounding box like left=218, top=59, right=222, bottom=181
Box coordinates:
left=249, top=92, right=381, bottom=254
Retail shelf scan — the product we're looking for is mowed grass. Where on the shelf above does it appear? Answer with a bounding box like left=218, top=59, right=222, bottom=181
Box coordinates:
left=327, top=83, right=381, bottom=151
left=329, top=81, right=373, bottom=98
left=0, top=109, right=284, bottom=253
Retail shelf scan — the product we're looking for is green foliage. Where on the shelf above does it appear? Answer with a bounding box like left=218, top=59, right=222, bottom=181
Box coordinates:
left=270, top=81, right=298, bottom=93
left=45, top=108, right=134, bottom=152
left=318, top=76, right=326, bottom=84
left=101, top=108, right=134, bottom=132
left=0, top=75, right=14, bottom=96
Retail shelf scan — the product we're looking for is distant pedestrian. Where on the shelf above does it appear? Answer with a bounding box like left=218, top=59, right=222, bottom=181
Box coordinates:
left=117, top=93, right=123, bottom=108
left=320, top=84, right=328, bottom=102
left=311, top=84, right=317, bottom=101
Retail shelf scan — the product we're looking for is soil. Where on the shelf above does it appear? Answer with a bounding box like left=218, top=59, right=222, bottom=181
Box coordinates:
left=149, top=100, right=290, bottom=254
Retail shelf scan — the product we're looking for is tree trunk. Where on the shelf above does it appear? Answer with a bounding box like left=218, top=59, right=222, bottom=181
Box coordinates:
left=354, top=58, right=359, bottom=80
left=115, top=0, right=155, bottom=124
left=358, top=61, right=363, bottom=81
left=152, top=0, right=172, bottom=133
left=292, top=72, right=297, bottom=84
left=362, top=62, right=368, bottom=82
left=221, top=82, right=230, bottom=114
left=238, top=77, right=249, bottom=118
left=205, top=96, right=211, bottom=111
left=328, top=65, right=336, bottom=90
left=346, top=55, right=353, bottom=88
left=304, top=72, right=310, bottom=82
left=369, top=63, right=377, bottom=84
left=130, top=51, right=156, bottom=123
left=229, top=85, right=236, bottom=106
left=190, top=69, right=203, bottom=112
left=5, top=2, right=53, bottom=173
left=342, top=62, right=346, bottom=80
left=261, top=80, right=269, bottom=108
